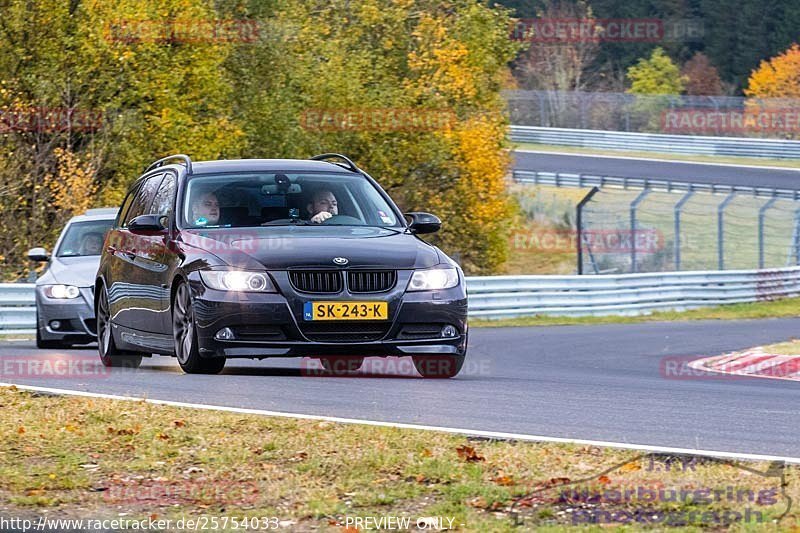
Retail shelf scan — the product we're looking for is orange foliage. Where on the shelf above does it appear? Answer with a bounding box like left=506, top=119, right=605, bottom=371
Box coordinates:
left=46, top=148, right=99, bottom=216
left=745, top=44, right=800, bottom=99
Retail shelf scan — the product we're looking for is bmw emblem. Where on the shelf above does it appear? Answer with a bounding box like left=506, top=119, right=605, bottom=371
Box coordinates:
left=333, top=257, right=349, bottom=266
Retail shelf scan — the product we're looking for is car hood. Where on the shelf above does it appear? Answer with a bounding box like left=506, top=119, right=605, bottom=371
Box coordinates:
left=181, top=226, right=441, bottom=270
left=37, top=256, right=100, bottom=287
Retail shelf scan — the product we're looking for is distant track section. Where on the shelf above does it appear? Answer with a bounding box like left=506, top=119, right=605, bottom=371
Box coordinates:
left=513, top=151, right=800, bottom=191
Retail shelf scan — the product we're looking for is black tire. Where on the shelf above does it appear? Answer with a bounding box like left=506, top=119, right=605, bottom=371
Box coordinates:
left=319, top=356, right=364, bottom=376
left=172, top=282, right=225, bottom=374
left=96, top=286, right=142, bottom=369
left=413, top=355, right=465, bottom=379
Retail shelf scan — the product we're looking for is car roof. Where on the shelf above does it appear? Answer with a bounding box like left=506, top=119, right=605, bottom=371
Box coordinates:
left=68, top=207, right=119, bottom=223
left=183, top=159, right=358, bottom=175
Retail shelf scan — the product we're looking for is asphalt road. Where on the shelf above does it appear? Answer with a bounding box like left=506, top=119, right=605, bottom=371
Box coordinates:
left=513, top=151, right=800, bottom=190
left=2, top=318, right=800, bottom=458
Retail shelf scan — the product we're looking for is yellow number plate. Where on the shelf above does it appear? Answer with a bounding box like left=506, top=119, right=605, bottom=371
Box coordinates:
left=304, top=301, right=388, bottom=321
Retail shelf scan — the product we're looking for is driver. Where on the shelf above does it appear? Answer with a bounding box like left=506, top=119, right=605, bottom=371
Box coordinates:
left=306, top=189, right=338, bottom=224
left=79, top=232, right=104, bottom=255
left=190, top=191, right=220, bottom=226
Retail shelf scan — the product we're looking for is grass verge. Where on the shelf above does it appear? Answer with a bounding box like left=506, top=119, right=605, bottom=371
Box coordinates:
left=0, top=387, right=797, bottom=531
left=757, top=338, right=800, bottom=355
left=513, top=142, right=800, bottom=169
left=471, top=297, right=800, bottom=328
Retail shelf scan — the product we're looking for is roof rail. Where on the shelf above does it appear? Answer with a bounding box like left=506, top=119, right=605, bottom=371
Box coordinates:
left=310, top=153, right=359, bottom=173
left=144, top=154, right=193, bottom=174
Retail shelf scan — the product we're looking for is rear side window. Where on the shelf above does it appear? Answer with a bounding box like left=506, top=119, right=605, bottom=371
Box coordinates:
left=150, top=173, right=176, bottom=217
left=116, top=186, right=138, bottom=227
left=122, top=174, right=164, bottom=227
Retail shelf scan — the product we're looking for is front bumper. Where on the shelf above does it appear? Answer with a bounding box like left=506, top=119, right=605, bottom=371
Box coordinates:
left=36, top=286, right=96, bottom=342
left=187, top=274, right=468, bottom=359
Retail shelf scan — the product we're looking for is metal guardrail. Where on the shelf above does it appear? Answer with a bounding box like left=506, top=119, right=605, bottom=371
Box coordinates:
left=3, top=269, right=800, bottom=331
left=510, top=126, right=800, bottom=160
left=465, top=266, right=800, bottom=319
left=0, top=283, right=36, bottom=334
left=513, top=170, right=800, bottom=200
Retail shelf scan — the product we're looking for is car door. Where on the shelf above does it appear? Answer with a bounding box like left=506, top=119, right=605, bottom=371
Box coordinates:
left=111, top=173, right=165, bottom=331
left=145, top=171, right=178, bottom=335
left=105, top=182, right=139, bottom=327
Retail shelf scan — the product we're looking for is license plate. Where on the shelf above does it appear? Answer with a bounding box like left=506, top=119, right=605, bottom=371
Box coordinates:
left=304, top=301, right=388, bottom=321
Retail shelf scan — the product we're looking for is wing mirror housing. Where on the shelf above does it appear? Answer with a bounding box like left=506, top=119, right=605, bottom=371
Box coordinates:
left=27, top=247, right=50, bottom=262
left=405, top=212, right=441, bottom=234
left=128, top=214, right=167, bottom=233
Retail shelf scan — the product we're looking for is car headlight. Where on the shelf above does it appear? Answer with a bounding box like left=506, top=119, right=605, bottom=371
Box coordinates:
left=199, top=270, right=277, bottom=292
left=43, top=284, right=81, bottom=299
left=408, top=268, right=459, bottom=291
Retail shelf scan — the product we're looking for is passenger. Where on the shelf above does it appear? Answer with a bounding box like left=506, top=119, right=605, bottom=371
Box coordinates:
left=79, top=232, right=104, bottom=255
left=190, top=191, right=220, bottom=226
left=306, top=189, right=338, bottom=224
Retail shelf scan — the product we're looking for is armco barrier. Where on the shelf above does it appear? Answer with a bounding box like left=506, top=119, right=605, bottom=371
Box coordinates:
left=4, top=268, right=800, bottom=332
left=510, top=126, right=800, bottom=160
left=465, top=266, right=800, bottom=319
left=0, top=283, right=36, bottom=334
left=513, top=169, right=800, bottom=200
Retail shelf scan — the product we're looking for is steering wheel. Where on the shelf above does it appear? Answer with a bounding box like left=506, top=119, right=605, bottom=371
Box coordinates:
left=261, top=218, right=302, bottom=226
left=321, top=215, right=362, bottom=225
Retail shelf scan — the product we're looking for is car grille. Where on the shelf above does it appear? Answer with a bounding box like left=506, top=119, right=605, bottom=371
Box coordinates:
left=299, top=322, right=391, bottom=342
left=289, top=271, right=343, bottom=293
left=347, top=270, right=396, bottom=293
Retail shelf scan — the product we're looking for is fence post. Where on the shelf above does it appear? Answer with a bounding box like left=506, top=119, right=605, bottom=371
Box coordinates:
left=789, top=208, right=800, bottom=266
left=717, top=192, right=736, bottom=270
left=758, top=196, right=778, bottom=269
left=673, top=190, right=694, bottom=271
left=576, top=187, right=600, bottom=275
left=630, top=189, right=651, bottom=273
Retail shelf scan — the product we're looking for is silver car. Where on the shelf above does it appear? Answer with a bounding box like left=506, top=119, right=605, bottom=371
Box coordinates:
left=28, top=208, right=118, bottom=348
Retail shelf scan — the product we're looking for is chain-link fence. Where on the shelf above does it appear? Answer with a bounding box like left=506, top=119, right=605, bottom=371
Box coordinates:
left=578, top=188, right=800, bottom=274
left=506, top=90, right=800, bottom=138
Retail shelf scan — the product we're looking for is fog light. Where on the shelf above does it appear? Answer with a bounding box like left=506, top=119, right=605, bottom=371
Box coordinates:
left=49, top=320, right=62, bottom=330
left=441, top=325, right=458, bottom=338
left=215, top=327, right=235, bottom=340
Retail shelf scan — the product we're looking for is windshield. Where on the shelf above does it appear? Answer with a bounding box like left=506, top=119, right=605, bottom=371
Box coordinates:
left=181, top=172, right=401, bottom=229
left=55, top=220, right=114, bottom=257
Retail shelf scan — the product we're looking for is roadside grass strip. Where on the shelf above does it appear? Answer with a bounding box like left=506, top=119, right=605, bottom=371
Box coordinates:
left=472, top=297, right=800, bottom=328
left=0, top=387, right=799, bottom=531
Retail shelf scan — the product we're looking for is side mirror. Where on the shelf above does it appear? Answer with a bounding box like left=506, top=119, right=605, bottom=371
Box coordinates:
left=405, top=212, right=441, bottom=234
left=27, top=247, right=50, bottom=262
left=128, top=214, right=167, bottom=233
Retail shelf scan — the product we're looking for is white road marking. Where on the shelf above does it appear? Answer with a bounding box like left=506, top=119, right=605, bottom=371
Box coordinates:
left=2, top=381, right=799, bottom=464
left=513, top=149, right=800, bottom=172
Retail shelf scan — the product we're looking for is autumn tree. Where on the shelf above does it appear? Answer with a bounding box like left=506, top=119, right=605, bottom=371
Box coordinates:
left=744, top=43, right=800, bottom=138
left=514, top=1, right=600, bottom=127
left=682, top=52, right=723, bottom=96
left=0, top=0, right=244, bottom=278
left=746, top=44, right=800, bottom=99
left=0, top=0, right=520, bottom=277
left=223, top=0, right=520, bottom=274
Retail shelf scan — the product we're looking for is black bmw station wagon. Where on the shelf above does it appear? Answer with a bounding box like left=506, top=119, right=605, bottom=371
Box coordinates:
left=95, top=154, right=468, bottom=378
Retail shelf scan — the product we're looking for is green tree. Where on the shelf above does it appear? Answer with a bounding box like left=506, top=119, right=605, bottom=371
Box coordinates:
left=627, top=47, right=685, bottom=94
left=222, top=0, right=521, bottom=274
left=625, top=47, right=685, bottom=132
left=0, top=0, right=243, bottom=279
